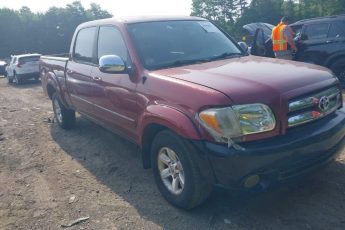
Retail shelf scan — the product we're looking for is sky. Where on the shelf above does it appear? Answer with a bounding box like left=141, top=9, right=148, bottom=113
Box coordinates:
left=0, top=0, right=193, bottom=17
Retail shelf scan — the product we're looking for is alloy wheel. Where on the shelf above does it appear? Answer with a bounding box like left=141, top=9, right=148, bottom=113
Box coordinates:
left=53, top=97, right=63, bottom=124
left=157, top=147, right=185, bottom=195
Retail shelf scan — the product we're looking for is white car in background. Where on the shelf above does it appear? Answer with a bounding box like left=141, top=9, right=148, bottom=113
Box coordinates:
left=0, top=60, right=7, bottom=76
left=6, top=54, right=41, bottom=84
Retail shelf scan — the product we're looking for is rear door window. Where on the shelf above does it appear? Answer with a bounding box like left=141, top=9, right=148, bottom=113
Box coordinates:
left=74, top=27, right=97, bottom=63
left=304, top=23, right=330, bottom=40
left=328, top=22, right=345, bottom=38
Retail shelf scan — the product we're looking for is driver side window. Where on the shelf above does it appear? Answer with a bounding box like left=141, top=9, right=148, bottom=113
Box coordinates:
left=97, top=26, right=128, bottom=63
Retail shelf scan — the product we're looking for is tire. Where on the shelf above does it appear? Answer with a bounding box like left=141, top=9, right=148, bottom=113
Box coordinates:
left=151, top=130, right=213, bottom=209
left=330, top=59, right=345, bottom=87
left=52, top=93, right=76, bottom=129
left=7, top=74, right=13, bottom=84
left=14, top=72, right=21, bottom=85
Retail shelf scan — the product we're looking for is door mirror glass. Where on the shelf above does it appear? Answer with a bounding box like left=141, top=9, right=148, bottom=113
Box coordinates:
left=238, top=41, right=249, bottom=52
left=99, top=55, right=126, bottom=73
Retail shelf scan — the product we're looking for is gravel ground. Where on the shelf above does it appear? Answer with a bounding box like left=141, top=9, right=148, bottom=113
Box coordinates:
left=0, top=76, right=345, bottom=230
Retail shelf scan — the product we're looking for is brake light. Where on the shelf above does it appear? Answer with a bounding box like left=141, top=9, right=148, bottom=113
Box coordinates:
left=17, top=61, right=23, bottom=67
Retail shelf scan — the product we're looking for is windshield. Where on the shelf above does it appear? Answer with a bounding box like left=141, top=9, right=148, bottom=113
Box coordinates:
left=127, top=20, right=243, bottom=70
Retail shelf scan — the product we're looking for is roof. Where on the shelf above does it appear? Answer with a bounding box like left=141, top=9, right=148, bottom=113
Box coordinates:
left=12, top=53, right=41, bottom=58
left=291, top=14, right=345, bottom=26
left=79, top=16, right=206, bottom=27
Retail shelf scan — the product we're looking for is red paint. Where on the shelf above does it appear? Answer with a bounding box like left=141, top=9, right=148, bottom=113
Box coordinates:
left=40, top=16, right=341, bottom=148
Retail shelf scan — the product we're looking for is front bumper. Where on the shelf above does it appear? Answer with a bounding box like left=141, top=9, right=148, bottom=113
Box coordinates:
left=193, top=107, right=345, bottom=189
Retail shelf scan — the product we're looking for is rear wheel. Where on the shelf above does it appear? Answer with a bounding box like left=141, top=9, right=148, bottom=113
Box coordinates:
left=151, top=130, right=213, bottom=209
left=330, top=59, right=345, bottom=87
left=7, top=73, right=13, bottom=84
left=52, top=93, right=76, bottom=129
left=14, top=73, right=21, bottom=85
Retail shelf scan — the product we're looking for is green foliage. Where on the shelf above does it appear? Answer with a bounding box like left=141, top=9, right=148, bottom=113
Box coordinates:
left=191, top=0, right=345, bottom=37
left=0, top=1, right=112, bottom=58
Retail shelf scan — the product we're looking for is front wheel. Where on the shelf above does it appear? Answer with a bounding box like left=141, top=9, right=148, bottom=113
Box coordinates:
left=151, top=130, right=213, bottom=209
left=330, top=59, right=345, bottom=87
left=52, top=93, right=76, bottom=129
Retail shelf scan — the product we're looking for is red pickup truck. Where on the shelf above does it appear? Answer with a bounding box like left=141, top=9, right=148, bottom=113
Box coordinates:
left=40, top=16, right=345, bottom=209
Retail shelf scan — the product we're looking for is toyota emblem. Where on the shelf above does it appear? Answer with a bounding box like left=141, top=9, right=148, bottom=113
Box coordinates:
left=319, top=96, right=330, bottom=111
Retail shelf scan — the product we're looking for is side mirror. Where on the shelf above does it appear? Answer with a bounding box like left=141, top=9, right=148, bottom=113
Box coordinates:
left=99, top=55, right=126, bottom=73
left=238, top=41, right=249, bottom=52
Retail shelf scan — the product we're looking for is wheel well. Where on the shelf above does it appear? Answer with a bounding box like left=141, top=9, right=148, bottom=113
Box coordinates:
left=141, top=124, right=167, bottom=169
left=47, top=84, right=56, bottom=100
left=327, top=55, right=345, bottom=68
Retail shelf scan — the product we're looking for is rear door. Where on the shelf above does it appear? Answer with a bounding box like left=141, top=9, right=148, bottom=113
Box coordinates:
left=66, top=26, right=98, bottom=117
left=326, top=20, right=345, bottom=57
left=90, top=26, right=138, bottom=140
left=295, top=22, right=334, bottom=65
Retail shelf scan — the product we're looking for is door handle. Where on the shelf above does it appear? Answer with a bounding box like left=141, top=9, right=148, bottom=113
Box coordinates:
left=67, top=70, right=73, bottom=74
left=92, top=76, right=102, bottom=81
left=326, top=40, right=333, bottom=44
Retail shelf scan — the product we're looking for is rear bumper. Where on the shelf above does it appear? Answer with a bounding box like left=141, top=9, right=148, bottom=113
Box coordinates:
left=17, top=72, right=39, bottom=80
left=0, top=66, right=6, bottom=75
left=193, top=107, right=345, bottom=189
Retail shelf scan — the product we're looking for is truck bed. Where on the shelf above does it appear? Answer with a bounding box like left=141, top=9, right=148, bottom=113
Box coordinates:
left=40, top=55, right=69, bottom=98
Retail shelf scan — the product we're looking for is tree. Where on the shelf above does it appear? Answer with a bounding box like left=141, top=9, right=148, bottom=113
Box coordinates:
left=191, top=0, right=345, bottom=38
left=0, top=1, right=112, bottom=58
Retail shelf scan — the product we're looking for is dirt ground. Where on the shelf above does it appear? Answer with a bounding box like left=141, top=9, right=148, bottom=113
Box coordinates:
left=0, top=76, right=345, bottom=230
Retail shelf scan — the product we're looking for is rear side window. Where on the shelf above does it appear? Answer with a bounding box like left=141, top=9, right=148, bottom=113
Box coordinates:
left=19, top=56, right=40, bottom=63
left=304, top=23, right=329, bottom=40
left=97, top=26, right=128, bottom=62
left=328, top=22, right=345, bottom=38
left=74, top=27, right=97, bottom=63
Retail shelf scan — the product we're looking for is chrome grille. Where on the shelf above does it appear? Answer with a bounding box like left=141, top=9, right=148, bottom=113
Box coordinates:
left=288, top=86, right=342, bottom=127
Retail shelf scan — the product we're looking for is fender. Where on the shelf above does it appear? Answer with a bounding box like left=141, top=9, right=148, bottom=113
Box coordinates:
left=44, top=71, right=70, bottom=108
left=324, top=51, right=345, bottom=68
left=139, top=104, right=202, bottom=143
left=138, top=104, right=203, bottom=168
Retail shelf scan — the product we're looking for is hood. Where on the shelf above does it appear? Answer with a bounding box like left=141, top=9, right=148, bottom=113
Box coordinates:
left=149, top=56, right=338, bottom=105
left=243, top=22, right=274, bottom=40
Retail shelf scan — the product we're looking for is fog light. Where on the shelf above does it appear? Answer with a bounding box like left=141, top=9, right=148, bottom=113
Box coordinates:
left=244, top=175, right=260, bottom=188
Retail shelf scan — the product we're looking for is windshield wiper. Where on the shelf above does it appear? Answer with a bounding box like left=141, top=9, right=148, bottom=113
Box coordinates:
left=152, top=53, right=243, bottom=70
left=207, top=52, right=243, bottom=61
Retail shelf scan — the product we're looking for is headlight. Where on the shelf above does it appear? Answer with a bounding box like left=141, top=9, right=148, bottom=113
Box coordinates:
left=198, top=103, right=276, bottom=143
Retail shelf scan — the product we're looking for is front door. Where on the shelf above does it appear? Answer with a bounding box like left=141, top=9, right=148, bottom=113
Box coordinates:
left=90, top=26, right=138, bottom=140
left=250, top=28, right=272, bottom=57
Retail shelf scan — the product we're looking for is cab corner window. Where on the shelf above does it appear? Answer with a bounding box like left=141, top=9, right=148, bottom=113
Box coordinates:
left=97, top=26, right=128, bottom=62
left=74, top=27, right=97, bottom=63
